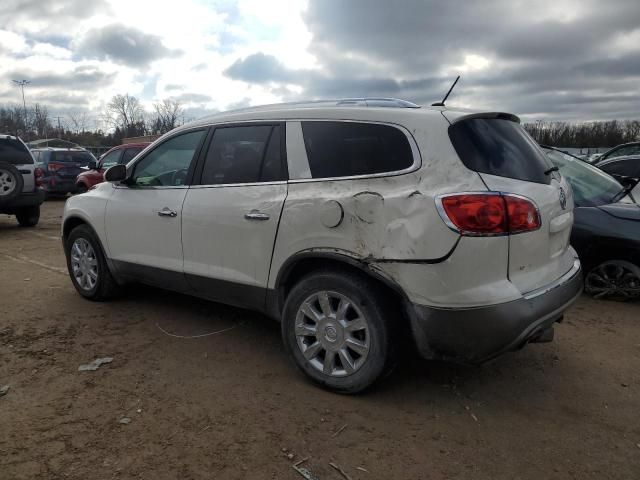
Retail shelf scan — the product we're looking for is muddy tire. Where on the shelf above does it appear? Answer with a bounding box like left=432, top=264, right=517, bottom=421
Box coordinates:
left=65, top=224, right=119, bottom=301
left=0, top=161, right=23, bottom=205
left=16, top=206, right=40, bottom=227
left=282, top=269, right=395, bottom=394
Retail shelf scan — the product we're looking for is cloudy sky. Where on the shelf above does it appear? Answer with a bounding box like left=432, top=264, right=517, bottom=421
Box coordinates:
left=1, top=0, right=639, bottom=128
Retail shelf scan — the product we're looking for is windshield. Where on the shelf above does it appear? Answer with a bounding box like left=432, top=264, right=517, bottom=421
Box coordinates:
left=543, top=148, right=623, bottom=206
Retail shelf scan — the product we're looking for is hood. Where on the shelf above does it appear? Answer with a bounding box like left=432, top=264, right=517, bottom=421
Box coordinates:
left=597, top=202, right=640, bottom=221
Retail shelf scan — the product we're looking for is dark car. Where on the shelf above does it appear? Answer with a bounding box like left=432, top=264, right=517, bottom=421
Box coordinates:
left=596, top=155, right=640, bottom=185
left=31, top=147, right=96, bottom=196
left=75, top=143, right=149, bottom=192
left=595, top=142, right=640, bottom=164
left=542, top=145, right=640, bottom=300
left=0, top=134, right=45, bottom=226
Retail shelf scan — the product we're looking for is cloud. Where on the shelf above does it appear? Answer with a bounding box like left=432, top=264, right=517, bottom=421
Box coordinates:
left=0, top=0, right=110, bottom=34
left=77, top=24, right=181, bottom=67
left=170, top=93, right=212, bottom=103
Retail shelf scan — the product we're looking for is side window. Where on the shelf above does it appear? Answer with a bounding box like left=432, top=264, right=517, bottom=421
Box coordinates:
left=131, top=130, right=206, bottom=187
left=602, top=160, right=636, bottom=177
left=301, top=121, right=414, bottom=179
left=100, top=149, right=122, bottom=169
left=121, top=147, right=143, bottom=164
left=201, top=125, right=285, bottom=185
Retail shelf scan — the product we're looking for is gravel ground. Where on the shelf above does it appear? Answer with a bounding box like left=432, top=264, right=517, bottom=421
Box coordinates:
left=1, top=199, right=639, bottom=480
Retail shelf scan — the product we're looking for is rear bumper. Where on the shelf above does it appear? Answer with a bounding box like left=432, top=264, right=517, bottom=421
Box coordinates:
left=407, top=258, right=583, bottom=363
left=0, top=189, right=45, bottom=211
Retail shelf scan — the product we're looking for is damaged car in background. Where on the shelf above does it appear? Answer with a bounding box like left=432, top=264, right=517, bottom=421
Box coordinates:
left=61, top=99, right=582, bottom=393
left=542, top=145, right=640, bottom=301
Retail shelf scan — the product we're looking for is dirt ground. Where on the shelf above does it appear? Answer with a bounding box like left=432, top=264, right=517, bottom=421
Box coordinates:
left=0, top=199, right=639, bottom=480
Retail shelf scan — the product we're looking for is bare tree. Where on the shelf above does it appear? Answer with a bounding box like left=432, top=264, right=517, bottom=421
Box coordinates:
left=68, top=111, right=90, bottom=134
left=104, top=94, right=146, bottom=137
left=31, top=104, right=51, bottom=138
left=150, top=99, right=183, bottom=134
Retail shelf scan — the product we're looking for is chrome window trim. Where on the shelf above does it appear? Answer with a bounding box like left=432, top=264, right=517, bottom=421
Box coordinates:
left=189, top=180, right=288, bottom=189
left=434, top=191, right=542, bottom=237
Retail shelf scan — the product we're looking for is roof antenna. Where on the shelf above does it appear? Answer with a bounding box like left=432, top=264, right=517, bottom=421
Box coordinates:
left=431, top=76, right=460, bottom=107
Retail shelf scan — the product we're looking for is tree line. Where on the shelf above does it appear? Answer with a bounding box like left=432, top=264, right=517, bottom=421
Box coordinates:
left=0, top=94, right=184, bottom=147
left=524, top=120, right=640, bottom=148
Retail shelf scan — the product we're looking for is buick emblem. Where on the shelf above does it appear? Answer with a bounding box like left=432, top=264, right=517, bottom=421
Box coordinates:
left=559, top=188, right=567, bottom=210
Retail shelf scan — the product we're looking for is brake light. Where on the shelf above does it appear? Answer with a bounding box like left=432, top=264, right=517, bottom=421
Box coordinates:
left=48, top=162, right=64, bottom=173
left=438, top=193, right=540, bottom=236
left=34, top=167, right=44, bottom=187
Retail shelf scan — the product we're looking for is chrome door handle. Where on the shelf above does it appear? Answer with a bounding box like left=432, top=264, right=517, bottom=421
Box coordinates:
left=244, top=210, right=270, bottom=221
left=158, top=208, right=177, bottom=217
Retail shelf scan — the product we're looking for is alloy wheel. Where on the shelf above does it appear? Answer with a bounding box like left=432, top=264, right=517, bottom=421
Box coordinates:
left=295, top=290, right=370, bottom=377
left=585, top=261, right=640, bottom=300
left=70, top=238, right=99, bottom=291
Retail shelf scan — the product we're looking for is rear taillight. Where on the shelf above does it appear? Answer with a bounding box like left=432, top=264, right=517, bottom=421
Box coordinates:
left=48, top=162, right=64, bottom=173
left=34, top=167, right=44, bottom=187
left=437, top=193, right=540, bottom=236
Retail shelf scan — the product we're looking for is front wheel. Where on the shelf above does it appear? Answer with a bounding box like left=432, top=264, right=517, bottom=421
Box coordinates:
left=65, top=224, right=119, bottom=300
left=282, top=270, right=394, bottom=394
left=584, top=260, right=640, bottom=301
left=16, top=206, right=40, bottom=227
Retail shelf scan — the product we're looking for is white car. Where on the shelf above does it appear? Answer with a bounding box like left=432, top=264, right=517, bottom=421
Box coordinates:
left=62, top=99, right=582, bottom=393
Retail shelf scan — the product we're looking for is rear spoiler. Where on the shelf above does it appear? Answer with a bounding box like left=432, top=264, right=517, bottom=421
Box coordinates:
left=450, top=112, right=521, bottom=125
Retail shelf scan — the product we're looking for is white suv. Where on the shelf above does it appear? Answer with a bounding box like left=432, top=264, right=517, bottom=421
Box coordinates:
left=62, top=99, right=582, bottom=393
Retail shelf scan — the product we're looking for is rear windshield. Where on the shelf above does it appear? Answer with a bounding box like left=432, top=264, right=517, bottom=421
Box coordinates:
left=449, top=118, right=552, bottom=184
left=50, top=151, right=94, bottom=164
left=0, top=138, right=33, bottom=165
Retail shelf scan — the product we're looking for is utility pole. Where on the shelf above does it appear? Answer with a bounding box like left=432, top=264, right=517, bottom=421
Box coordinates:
left=12, top=79, right=30, bottom=133
left=54, top=116, right=63, bottom=139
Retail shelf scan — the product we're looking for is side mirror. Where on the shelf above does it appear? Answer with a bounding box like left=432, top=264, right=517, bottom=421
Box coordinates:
left=104, top=164, right=127, bottom=183
left=88, top=160, right=98, bottom=170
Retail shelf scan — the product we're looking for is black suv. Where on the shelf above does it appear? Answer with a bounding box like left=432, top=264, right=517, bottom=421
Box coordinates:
left=0, top=134, right=45, bottom=226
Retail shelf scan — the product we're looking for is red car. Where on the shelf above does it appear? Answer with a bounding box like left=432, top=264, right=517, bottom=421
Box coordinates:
left=75, top=143, right=150, bottom=192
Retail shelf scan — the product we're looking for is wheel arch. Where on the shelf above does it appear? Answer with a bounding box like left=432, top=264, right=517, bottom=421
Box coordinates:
left=270, top=250, right=411, bottom=320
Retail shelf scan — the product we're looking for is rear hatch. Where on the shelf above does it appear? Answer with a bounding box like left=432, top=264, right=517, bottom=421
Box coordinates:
left=0, top=136, right=35, bottom=192
left=48, top=150, right=94, bottom=179
left=444, top=112, right=575, bottom=293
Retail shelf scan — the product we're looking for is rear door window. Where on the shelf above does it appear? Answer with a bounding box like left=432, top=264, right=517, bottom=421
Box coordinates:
left=301, top=121, right=413, bottom=178
left=0, top=138, right=33, bottom=165
left=600, top=160, right=640, bottom=178
left=449, top=118, right=553, bottom=184
left=200, top=125, right=285, bottom=185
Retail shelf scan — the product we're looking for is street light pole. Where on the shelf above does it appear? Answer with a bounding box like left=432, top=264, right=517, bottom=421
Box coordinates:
left=12, top=79, right=30, bottom=133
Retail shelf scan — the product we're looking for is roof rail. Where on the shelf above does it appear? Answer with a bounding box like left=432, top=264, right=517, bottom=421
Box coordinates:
left=336, top=98, right=421, bottom=108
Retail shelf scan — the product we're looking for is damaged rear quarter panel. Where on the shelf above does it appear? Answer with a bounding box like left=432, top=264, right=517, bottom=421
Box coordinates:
left=268, top=112, right=491, bottom=297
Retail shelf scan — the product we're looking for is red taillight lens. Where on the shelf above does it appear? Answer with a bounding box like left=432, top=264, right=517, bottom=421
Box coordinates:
left=439, top=193, right=540, bottom=236
left=48, top=162, right=64, bottom=172
left=34, top=167, right=44, bottom=187
left=505, top=195, right=540, bottom=233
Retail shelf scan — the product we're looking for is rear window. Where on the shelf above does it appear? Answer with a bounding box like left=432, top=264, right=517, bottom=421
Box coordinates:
left=302, top=121, right=414, bottom=179
left=0, top=138, right=33, bottom=165
left=449, top=118, right=552, bottom=184
left=50, top=151, right=94, bottom=164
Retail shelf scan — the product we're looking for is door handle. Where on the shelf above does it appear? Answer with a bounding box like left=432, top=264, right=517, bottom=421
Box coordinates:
left=158, top=207, right=177, bottom=217
left=244, top=210, right=270, bottom=221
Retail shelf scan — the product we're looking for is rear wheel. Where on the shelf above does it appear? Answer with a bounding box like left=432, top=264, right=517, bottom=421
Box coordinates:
left=75, top=183, right=88, bottom=194
left=282, top=270, right=394, bottom=393
left=16, top=206, right=40, bottom=227
left=584, top=260, right=640, bottom=301
left=65, top=224, right=119, bottom=300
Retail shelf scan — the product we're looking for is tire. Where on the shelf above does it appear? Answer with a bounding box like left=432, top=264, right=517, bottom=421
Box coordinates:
left=282, top=269, right=395, bottom=394
left=76, top=183, right=88, bottom=194
left=0, top=161, right=23, bottom=205
left=65, top=224, right=119, bottom=301
left=584, top=260, right=640, bottom=301
left=16, top=206, right=40, bottom=227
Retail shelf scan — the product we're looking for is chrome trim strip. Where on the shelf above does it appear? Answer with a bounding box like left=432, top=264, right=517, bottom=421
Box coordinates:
left=523, top=258, right=581, bottom=300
